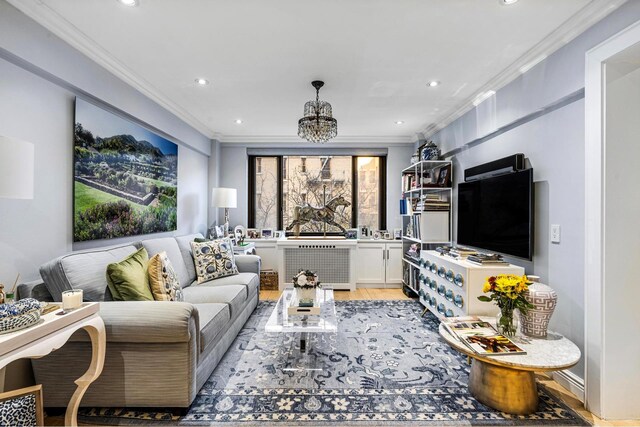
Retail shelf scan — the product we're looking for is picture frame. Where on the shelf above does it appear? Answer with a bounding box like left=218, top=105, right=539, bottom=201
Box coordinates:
left=0, top=384, right=44, bottom=426
left=345, top=229, right=358, bottom=239
left=246, top=228, right=260, bottom=239
left=273, top=230, right=284, bottom=239
left=372, top=230, right=381, bottom=240
left=383, top=231, right=391, bottom=240
left=359, top=226, right=371, bottom=239
left=437, top=164, right=451, bottom=186
left=215, top=225, right=225, bottom=239
left=393, top=228, right=402, bottom=240
left=260, top=228, right=273, bottom=239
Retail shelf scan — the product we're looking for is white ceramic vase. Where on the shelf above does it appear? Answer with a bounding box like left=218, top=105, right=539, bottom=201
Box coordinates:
left=520, top=276, right=557, bottom=338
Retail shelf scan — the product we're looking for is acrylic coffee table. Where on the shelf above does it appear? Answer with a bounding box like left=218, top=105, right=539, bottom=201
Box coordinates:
left=265, top=287, right=337, bottom=353
left=439, top=321, right=580, bottom=415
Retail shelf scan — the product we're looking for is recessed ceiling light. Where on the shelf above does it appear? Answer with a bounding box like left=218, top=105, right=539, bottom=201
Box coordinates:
left=235, top=119, right=243, bottom=124
left=501, top=0, right=518, bottom=4
left=427, top=81, right=440, bottom=87
left=195, top=78, right=209, bottom=86
left=118, top=0, right=138, bottom=6
left=395, top=121, right=404, bottom=125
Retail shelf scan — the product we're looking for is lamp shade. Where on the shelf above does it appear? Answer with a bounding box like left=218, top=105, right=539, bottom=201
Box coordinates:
left=211, top=187, right=237, bottom=208
left=0, top=136, right=34, bottom=199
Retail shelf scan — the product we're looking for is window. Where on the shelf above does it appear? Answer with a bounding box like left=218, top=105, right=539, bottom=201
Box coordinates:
left=249, top=155, right=385, bottom=234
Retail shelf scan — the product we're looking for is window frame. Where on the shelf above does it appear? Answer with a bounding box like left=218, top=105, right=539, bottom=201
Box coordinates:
left=248, top=155, right=386, bottom=235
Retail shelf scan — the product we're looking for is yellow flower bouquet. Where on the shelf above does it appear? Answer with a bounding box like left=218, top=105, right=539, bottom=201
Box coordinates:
left=478, top=274, right=534, bottom=337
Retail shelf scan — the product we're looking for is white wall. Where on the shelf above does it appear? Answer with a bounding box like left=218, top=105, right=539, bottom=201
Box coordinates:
left=601, top=61, right=640, bottom=418
left=216, top=144, right=413, bottom=231
left=0, top=1, right=211, bottom=285
left=429, top=1, right=640, bottom=382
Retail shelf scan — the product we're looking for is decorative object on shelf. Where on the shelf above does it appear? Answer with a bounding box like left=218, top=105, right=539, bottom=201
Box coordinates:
left=0, top=298, right=43, bottom=335
left=359, top=226, right=371, bottom=239
left=344, top=229, right=358, bottom=239
left=478, top=275, right=534, bottom=337
left=421, top=140, right=441, bottom=160
left=286, top=193, right=351, bottom=233
left=292, top=269, right=321, bottom=307
left=406, top=243, right=419, bottom=259
left=73, top=99, right=178, bottom=242
left=246, top=228, right=260, bottom=239
left=297, top=80, right=337, bottom=143
left=260, top=228, right=273, bottom=239
left=520, top=275, right=557, bottom=338
left=372, top=230, right=381, bottom=240
left=436, top=164, right=452, bottom=186
left=393, top=228, right=402, bottom=240
left=211, top=187, right=237, bottom=236
left=0, top=384, right=44, bottom=427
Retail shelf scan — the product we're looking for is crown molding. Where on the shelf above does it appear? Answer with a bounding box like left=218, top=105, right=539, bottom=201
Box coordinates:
left=6, top=0, right=215, bottom=138
left=420, top=0, right=628, bottom=138
left=217, top=134, right=416, bottom=145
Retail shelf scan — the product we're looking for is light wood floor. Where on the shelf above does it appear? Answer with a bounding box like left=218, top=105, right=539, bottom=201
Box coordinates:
left=47, top=289, right=636, bottom=426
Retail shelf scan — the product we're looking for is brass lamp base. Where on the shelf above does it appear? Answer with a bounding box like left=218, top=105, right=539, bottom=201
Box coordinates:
left=468, top=359, right=539, bottom=415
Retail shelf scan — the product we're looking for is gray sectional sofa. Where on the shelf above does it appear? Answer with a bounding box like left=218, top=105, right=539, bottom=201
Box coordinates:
left=17, top=233, right=260, bottom=408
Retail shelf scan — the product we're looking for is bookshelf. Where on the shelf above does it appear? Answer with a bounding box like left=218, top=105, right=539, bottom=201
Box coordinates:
left=400, top=160, right=453, bottom=297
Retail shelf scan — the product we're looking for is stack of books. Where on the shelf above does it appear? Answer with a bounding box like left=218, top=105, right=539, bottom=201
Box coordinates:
left=448, top=246, right=477, bottom=260
left=416, top=194, right=450, bottom=212
left=441, top=316, right=526, bottom=356
left=466, top=253, right=508, bottom=266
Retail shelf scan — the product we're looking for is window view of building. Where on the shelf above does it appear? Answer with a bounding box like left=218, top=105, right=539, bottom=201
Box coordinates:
left=251, top=155, right=383, bottom=233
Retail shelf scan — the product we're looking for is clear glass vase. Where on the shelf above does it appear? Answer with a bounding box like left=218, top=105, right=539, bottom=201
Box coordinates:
left=496, top=308, right=519, bottom=338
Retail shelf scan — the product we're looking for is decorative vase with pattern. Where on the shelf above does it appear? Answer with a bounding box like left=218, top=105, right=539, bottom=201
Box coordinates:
left=520, top=277, right=557, bottom=338
left=421, top=141, right=441, bottom=160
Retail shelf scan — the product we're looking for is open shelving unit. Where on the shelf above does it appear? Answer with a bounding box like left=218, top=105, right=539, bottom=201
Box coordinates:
left=400, top=160, right=453, bottom=297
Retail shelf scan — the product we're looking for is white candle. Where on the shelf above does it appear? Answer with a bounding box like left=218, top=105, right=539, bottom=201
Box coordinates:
left=62, top=289, right=83, bottom=311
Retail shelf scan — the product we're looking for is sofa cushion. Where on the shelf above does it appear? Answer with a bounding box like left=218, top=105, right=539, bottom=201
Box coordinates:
left=106, top=247, right=153, bottom=301
left=148, top=251, right=179, bottom=301
left=141, top=237, right=190, bottom=289
left=191, top=239, right=238, bottom=283
left=194, top=303, right=231, bottom=352
left=174, top=233, right=204, bottom=286
left=192, top=273, right=259, bottom=300
left=40, top=244, right=138, bottom=302
left=182, top=285, right=246, bottom=318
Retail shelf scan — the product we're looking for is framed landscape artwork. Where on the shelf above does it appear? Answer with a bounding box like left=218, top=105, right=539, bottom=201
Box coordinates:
left=73, top=98, right=178, bottom=242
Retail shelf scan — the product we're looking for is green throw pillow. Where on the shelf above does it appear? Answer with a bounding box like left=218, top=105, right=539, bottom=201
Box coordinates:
left=106, top=247, right=153, bottom=301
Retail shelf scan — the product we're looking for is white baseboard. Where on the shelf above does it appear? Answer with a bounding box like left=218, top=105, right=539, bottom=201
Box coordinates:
left=551, top=370, right=585, bottom=403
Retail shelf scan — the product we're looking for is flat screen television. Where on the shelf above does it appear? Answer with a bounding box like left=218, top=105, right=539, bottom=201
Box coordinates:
left=457, top=169, right=534, bottom=260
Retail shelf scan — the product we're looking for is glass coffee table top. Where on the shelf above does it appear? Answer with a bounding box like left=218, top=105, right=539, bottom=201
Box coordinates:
left=265, top=287, right=337, bottom=334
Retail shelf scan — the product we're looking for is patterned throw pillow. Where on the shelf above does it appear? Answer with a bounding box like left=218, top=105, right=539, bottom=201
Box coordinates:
left=190, top=238, right=239, bottom=283
left=147, top=251, right=179, bottom=301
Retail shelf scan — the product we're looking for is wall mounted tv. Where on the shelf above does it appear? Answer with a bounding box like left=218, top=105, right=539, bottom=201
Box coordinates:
left=457, top=169, right=534, bottom=260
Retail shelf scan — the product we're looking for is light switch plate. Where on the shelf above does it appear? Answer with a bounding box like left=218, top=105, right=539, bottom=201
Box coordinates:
left=551, top=224, right=561, bottom=243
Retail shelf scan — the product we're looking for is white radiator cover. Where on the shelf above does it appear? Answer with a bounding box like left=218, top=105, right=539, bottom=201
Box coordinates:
left=277, top=240, right=357, bottom=290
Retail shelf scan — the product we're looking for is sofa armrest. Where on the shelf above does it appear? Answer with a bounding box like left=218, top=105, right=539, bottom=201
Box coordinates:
left=17, top=280, right=54, bottom=302
left=235, top=254, right=261, bottom=275
left=71, top=302, right=199, bottom=347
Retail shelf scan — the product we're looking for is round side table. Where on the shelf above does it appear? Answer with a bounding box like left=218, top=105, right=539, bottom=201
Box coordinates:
left=439, top=323, right=580, bottom=415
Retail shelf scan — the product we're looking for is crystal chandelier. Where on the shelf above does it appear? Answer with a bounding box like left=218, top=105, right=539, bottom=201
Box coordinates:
left=298, top=80, right=338, bottom=143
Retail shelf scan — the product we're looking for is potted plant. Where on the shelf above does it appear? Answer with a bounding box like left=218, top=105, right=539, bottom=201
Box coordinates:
left=292, top=270, right=321, bottom=307
left=478, top=274, right=534, bottom=337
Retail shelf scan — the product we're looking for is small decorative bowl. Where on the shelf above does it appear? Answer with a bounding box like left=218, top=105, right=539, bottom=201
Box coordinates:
left=0, top=308, right=41, bottom=335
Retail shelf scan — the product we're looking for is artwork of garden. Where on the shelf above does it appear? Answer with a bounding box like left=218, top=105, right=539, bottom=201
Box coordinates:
left=73, top=99, right=178, bottom=241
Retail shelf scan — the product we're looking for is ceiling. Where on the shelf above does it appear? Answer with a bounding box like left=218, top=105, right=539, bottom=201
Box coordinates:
left=8, top=0, right=625, bottom=143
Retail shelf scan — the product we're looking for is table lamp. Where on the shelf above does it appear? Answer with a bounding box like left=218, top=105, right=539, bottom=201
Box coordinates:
left=0, top=136, right=34, bottom=199
left=211, top=187, right=237, bottom=233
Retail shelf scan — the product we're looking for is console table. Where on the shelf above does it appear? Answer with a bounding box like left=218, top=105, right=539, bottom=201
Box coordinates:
left=439, top=322, right=580, bottom=414
left=0, top=303, right=106, bottom=426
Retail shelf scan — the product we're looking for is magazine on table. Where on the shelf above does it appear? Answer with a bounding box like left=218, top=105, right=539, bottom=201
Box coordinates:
left=441, top=316, right=527, bottom=356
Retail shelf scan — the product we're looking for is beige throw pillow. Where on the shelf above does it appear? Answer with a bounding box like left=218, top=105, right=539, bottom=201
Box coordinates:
left=148, top=251, right=179, bottom=301
left=190, top=238, right=238, bottom=283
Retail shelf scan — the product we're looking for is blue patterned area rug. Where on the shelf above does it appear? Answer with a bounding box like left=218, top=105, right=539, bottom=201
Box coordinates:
left=79, top=300, right=589, bottom=426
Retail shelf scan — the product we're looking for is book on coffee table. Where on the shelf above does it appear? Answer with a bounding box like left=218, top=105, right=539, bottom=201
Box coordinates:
left=441, top=316, right=526, bottom=356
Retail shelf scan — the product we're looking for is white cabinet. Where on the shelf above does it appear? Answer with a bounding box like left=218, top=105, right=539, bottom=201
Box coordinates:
left=250, top=240, right=278, bottom=271
left=418, top=250, right=525, bottom=320
left=356, top=241, right=403, bottom=288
